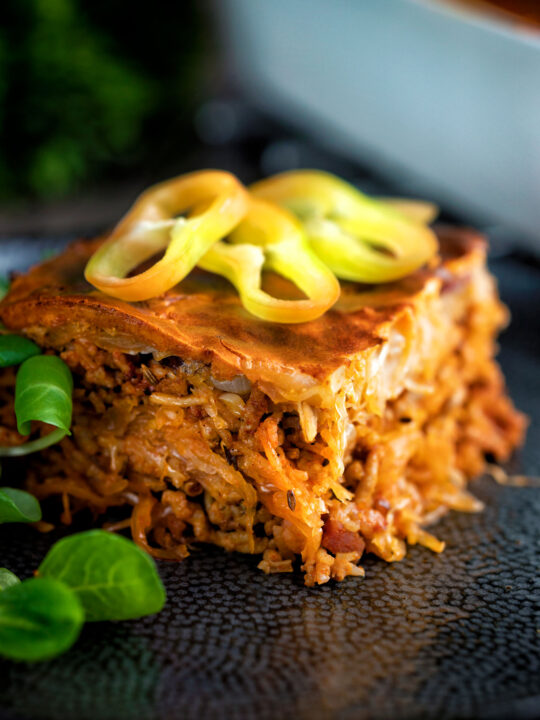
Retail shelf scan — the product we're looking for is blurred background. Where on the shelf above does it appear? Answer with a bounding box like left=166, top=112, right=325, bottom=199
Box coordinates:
left=0, top=0, right=539, bottom=256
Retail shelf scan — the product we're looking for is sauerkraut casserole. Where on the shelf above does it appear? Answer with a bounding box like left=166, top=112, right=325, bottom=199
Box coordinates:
left=0, top=226, right=525, bottom=585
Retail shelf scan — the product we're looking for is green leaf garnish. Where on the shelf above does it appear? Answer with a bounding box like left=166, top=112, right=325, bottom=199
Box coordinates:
left=39, top=530, right=166, bottom=622
left=0, top=335, right=41, bottom=368
left=0, top=355, right=73, bottom=456
left=0, top=276, right=9, bottom=301
left=0, top=577, right=84, bottom=661
left=0, top=487, right=42, bottom=524
left=40, top=249, right=59, bottom=261
left=0, top=428, right=69, bottom=458
left=0, top=568, right=20, bottom=590
left=15, top=354, right=73, bottom=438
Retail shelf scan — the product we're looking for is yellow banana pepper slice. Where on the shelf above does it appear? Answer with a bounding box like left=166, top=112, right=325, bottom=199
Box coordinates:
left=199, top=198, right=340, bottom=323
left=85, top=170, right=249, bottom=301
left=380, top=198, right=439, bottom=225
left=250, top=171, right=438, bottom=283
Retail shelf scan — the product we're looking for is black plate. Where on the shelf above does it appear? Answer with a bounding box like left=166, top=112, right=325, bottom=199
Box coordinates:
left=0, top=239, right=539, bottom=720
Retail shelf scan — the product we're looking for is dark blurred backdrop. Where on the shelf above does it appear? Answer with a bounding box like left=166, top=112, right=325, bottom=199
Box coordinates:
left=0, top=0, right=212, bottom=233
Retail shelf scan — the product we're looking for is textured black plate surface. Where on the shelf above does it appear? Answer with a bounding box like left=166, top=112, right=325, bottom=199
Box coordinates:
left=0, top=239, right=539, bottom=720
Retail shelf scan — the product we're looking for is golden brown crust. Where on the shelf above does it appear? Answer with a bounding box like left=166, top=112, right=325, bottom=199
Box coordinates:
left=0, top=226, right=485, bottom=389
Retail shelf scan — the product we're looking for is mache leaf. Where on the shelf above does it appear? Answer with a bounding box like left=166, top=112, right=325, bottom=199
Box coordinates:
left=0, top=428, right=70, bottom=458
left=0, top=568, right=20, bottom=590
left=0, top=487, right=42, bottom=524
left=0, top=577, right=84, bottom=661
left=15, top=355, right=73, bottom=436
left=38, top=530, right=166, bottom=622
left=0, top=276, right=9, bottom=301
left=0, top=335, right=41, bottom=368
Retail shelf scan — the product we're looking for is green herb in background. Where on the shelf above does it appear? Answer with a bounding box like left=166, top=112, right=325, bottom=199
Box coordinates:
left=0, top=0, right=206, bottom=200
left=0, top=577, right=85, bottom=661
left=0, top=335, right=41, bottom=368
left=39, top=530, right=166, bottom=622
left=0, top=568, right=20, bottom=590
left=0, top=487, right=42, bottom=524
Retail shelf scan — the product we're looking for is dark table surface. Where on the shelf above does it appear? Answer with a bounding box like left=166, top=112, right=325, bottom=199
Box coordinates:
left=0, top=130, right=539, bottom=720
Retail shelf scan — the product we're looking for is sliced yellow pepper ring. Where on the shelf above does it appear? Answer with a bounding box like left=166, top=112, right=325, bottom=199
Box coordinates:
left=250, top=170, right=438, bottom=283
left=379, top=198, right=439, bottom=225
left=198, top=198, right=341, bottom=323
left=84, top=170, right=249, bottom=302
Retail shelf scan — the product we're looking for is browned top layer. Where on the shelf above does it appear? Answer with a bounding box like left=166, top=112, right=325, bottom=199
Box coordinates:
left=0, top=227, right=485, bottom=387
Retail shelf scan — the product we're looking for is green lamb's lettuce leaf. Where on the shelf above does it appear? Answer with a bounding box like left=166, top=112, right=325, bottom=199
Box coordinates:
left=0, top=577, right=84, bottom=661
left=0, top=530, right=167, bottom=661
left=15, top=355, right=73, bottom=436
left=0, top=276, right=9, bottom=301
left=0, top=568, right=20, bottom=591
left=0, top=335, right=41, bottom=368
left=0, top=355, right=74, bottom=458
left=38, top=530, right=166, bottom=622
left=0, top=428, right=68, bottom=457
left=0, top=487, right=42, bottom=524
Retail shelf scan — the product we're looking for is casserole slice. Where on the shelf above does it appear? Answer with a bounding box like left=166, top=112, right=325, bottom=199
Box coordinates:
left=0, top=227, right=525, bottom=584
